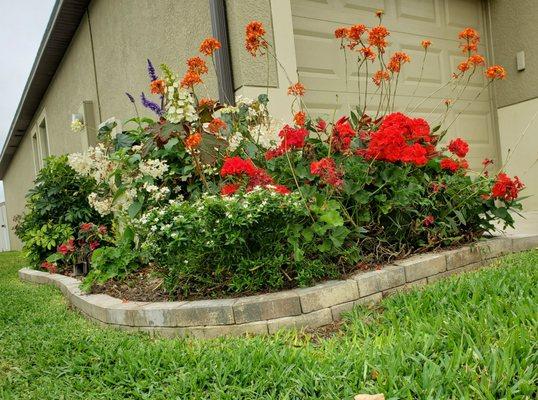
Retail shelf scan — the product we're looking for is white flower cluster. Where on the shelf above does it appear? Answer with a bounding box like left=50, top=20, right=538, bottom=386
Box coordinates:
left=164, top=83, right=197, bottom=123
left=250, top=119, right=281, bottom=149
left=70, top=119, right=84, bottom=133
left=88, top=193, right=112, bottom=216
left=68, top=144, right=115, bottom=183
left=139, top=159, right=169, bottom=179
left=143, top=182, right=170, bottom=202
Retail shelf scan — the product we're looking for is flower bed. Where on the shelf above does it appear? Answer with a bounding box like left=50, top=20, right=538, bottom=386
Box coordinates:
left=15, top=14, right=525, bottom=302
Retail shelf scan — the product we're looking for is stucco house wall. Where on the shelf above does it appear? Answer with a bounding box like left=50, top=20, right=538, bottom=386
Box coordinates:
left=489, top=0, right=538, bottom=210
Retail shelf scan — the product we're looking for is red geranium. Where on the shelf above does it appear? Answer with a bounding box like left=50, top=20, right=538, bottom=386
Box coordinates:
left=331, top=116, right=356, bottom=153
left=423, top=215, right=435, bottom=227
left=265, top=125, right=308, bottom=160
left=440, top=157, right=460, bottom=172
left=272, top=185, right=291, bottom=195
left=221, top=183, right=240, bottom=196
left=41, top=261, right=57, bottom=274
left=365, top=112, right=432, bottom=166
left=220, top=156, right=257, bottom=177
left=80, top=223, right=93, bottom=232
left=311, top=157, right=344, bottom=187
left=448, top=138, right=469, bottom=158
left=491, top=173, right=524, bottom=201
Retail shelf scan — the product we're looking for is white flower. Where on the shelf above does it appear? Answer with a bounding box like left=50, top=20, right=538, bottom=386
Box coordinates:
left=70, top=119, right=84, bottom=133
left=139, top=159, right=169, bottom=179
left=88, top=193, right=113, bottom=216
left=227, top=131, right=244, bottom=152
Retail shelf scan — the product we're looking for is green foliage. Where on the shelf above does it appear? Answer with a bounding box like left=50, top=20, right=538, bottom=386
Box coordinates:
left=82, top=241, right=139, bottom=290
left=1, top=250, right=537, bottom=398
left=140, top=189, right=343, bottom=298
left=14, top=155, right=108, bottom=267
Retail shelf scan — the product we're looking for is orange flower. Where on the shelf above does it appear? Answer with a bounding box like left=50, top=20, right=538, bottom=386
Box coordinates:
left=368, top=25, right=390, bottom=50
left=421, top=40, right=432, bottom=49
left=485, top=65, right=507, bottom=80
left=150, top=79, right=165, bottom=95
left=468, top=54, right=485, bottom=66
left=348, top=24, right=367, bottom=41
left=375, top=10, right=384, bottom=18
left=294, top=111, right=306, bottom=127
left=185, top=132, right=202, bottom=149
left=458, top=27, right=479, bottom=42
left=387, top=51, right=411, bottom=73
left=199, top=37, right=221, bottom=56
left=444, top=99, right=451, bottom=106
left=187, top=56, right=208, bottom=75
left=359, top=46, right=376, bottom=61
left=287, top=82, right=306, bottom=97
left=180, top=70, right=202, bottom=88
left=334, top=27, right=349, bottom=39
left=457, top=60, right=470, bottom=73
left=199, top=97, right=216, bottom=108
left=208, top=118, right=227, bottom=134
left=245, top=21, right=268, bottom=56
left=372, top=70, right=390, bottom=86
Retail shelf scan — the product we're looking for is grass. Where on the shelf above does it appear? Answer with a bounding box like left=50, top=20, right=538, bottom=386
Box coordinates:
left=0, top=251, right=537, bottom=399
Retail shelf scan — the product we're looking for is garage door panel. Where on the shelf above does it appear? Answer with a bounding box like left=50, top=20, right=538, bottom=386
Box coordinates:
left=292, top=0, right=497, bottom=168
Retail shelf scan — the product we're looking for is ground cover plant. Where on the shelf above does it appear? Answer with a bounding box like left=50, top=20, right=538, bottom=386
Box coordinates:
left=1, top=251, right=537, bottom=398
left=15, top=12, right=526, bottom=299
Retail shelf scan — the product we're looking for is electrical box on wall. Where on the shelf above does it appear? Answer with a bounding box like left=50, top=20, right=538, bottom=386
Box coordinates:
left=516, top=51, right=525, bottom=71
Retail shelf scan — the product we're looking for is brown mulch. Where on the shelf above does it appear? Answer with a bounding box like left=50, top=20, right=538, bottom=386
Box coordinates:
left=90, top=268, right=170, bottom=302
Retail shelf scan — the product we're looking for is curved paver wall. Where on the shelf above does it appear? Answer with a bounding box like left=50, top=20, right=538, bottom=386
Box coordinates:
left=18, top=234, right=538, bottom=339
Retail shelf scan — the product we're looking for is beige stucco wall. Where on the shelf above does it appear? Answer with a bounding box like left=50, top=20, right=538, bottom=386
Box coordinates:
left=88, top=0, right=218, bottom=122
left=497, top=98, right=538, bottom=211
left=489, top=0, right=538, bottom=108
left=226, top=0, right=278, bottom=90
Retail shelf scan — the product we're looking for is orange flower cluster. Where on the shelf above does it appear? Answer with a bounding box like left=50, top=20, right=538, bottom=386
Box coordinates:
left=187, top=56, right=208, bottom=75
left=387, top=51, right=411, bottom=73
left=199, top=37, right=221, bottom=56
left=287, top=82, right=306, bottom=97
left=208, top=117, right=227, bottom=134
left=245, top=21, right=268, bottom=56
left=368, top=25, right=390, bottom=51
left=359, top=46, right=376, bottom=61
left=372, top=70, right=390, bottom=86
left=181, top=70, right=203, bottom=88
left=293, top=111, right=306, bottom=127
left=150, top=79, right=165, bottom=95
left=347, top=23, right=367, bottom=49
left=485, top=65, right=507, bottom=80
left=198, top=97, right=216, bottom=108
left=421, top=40, right=432, bottom=49
left=458, top=27, right=480, bottom=54
left=468, top=54, right=485, bottom=66
left=185, top=132, right=202, bottom=149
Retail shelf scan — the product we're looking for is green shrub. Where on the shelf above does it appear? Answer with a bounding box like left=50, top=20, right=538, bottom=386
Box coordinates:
left=14, top=155, right=109, bottom=267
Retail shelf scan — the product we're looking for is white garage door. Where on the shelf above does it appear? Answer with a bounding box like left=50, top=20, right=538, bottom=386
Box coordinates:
left=291, top=0, right=498, bottom=168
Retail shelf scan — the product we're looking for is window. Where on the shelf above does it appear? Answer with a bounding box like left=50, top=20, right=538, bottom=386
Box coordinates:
left=31, top=115, right=50, bottom=176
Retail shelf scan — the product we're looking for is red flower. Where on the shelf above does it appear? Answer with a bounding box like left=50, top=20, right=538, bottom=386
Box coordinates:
left=57, top=239, right=75, bottom=255
left=448, top=138, right=469, bottom=158
left=423, top=215, right=435, bottom=227
left=221, top=183, right=240, bottom=196
left=316, top=118, right=327, bottom=132
left=331, top=116, right=356, bottom=153
left=265, top=125, right=308, bottom=160
left=440, top=157, right=460, bottom=172
left=80, top=223, right=93, bottom=232
left=311, top=157, right=343, bottom=187
left=365, top=112, right=432, bottom=166
left=272, top=185, right=291, bottom=195
left=89, top=241, right=100, bottom=251
left=98, top=225, right=107, bottom=235
left=41, top=261, right=57, bottom=274
left=491, top=173, right=524, bottom=201
left=221, top=157, right=257, bottom=177
left=482, top=158, right=493, bottom=167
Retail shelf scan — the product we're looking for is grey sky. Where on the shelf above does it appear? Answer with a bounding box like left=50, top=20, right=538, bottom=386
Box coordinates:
left=0, top=0, right=56, bottom=202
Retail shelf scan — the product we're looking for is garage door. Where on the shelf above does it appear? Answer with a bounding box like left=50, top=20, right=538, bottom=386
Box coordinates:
left=291, top=0, right=498, bottom=168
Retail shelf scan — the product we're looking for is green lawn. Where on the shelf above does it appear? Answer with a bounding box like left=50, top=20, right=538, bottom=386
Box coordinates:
left=0, top=251, right=537, bottom=399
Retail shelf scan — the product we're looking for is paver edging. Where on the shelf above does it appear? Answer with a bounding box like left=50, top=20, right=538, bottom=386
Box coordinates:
left=18, top=234, right=536, bottom=337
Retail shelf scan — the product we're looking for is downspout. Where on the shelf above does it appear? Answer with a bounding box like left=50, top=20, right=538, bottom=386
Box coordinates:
left=209, top=0, right=235, bottom=105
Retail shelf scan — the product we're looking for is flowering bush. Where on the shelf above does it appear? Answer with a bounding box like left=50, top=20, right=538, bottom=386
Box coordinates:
left=21, top=15, right=525, bottom=299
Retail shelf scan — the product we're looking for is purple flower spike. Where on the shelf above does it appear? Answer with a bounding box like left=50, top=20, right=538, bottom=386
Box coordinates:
left=125, top=92, right=135, bottom=103
left=147, top=59, right=158, bottom=82
left=141, top=92, right=162, bottom=116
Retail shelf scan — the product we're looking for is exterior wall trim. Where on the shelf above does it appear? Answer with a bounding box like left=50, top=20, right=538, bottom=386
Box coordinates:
left=18, top=234, right=538, bottom=339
